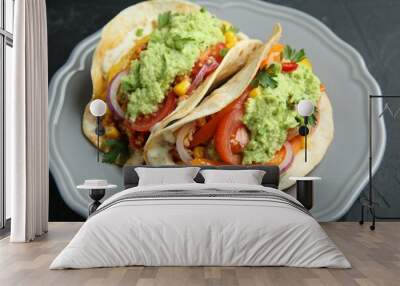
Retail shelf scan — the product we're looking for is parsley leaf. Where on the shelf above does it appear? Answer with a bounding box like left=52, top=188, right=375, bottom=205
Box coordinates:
left=258, top=71, right=278, bottom=89
left=281, top=45, right=306, bottom=63
left=308, top=106, right=318, bottom=126
left=251, top=63, right=279, bottom=89
left=293, top=48, right=305, bottom=62
left=158, top=11, right=171, bottom=29
left=251, top=70, right=278, bottom=89
left=135, top=28, right=143, bottom=37
left=102, top=139, right=130, bottom=165
left=219, top=47, right=229, bottom=57
left=308, top=114, right=317, bottom=126
left=282, top=45, right=292, bottom=61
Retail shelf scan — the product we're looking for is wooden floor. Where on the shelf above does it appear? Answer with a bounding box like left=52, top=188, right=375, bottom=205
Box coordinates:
left=0, top=222, right=399, bottom=286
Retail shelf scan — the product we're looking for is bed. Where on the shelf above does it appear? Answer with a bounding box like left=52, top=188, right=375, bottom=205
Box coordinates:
left=50, top=166, right=350, bottom=269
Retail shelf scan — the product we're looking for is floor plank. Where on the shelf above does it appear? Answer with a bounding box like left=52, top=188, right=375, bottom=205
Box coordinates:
left=0, top=222, right=399, bottom=286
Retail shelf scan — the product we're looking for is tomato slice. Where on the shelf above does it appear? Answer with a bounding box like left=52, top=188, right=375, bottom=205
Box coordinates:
left=190, top=114, right=224, bottom=147
left=126, top=92, right=177, bottom=132
left=214, top=108, right=244, bottom=164
left=282, top=62, right=298, bottom=73
left=190, top=89, right=250, bottom=147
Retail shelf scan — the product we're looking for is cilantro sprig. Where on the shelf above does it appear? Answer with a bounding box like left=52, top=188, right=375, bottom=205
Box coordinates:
left=308, top=106, right=318, bottom=126
left=251, top=64, right=279, bottom=89
left=282, top=45, right=306, bottom=63
left=102, top=139, right=130, bottom=165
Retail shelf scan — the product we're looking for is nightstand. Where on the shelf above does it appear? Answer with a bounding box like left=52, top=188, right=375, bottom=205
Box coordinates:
left=77, top=180, right=117, bottom=215
left=289, top=177, right=321, bottom=210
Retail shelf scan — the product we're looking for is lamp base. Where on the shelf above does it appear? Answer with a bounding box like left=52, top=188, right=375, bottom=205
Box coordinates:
left=359, top=196, right=376, bottom=231
left=88, top=189, right=105, bottom=215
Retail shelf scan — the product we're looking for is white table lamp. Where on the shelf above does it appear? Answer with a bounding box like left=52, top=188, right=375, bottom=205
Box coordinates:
left=89, top=99, right=107, bottom=162
left=297, top=99, right=314, bottom=162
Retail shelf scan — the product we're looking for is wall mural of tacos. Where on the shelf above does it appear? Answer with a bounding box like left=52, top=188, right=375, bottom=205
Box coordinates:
left=82, top=0, right=334, bottom=190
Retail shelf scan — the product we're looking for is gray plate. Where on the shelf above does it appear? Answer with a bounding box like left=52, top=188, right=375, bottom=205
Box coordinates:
left=49, top=0, right=385, bottom=221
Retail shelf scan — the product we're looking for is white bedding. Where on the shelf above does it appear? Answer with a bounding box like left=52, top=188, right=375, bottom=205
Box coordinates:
left=50, top=183, right=350, bottom=269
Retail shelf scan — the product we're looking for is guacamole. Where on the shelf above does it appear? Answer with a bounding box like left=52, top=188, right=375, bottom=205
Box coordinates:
left=242, top=64, right=321, bottom=164
left=120, top=10, right=224, bottom=121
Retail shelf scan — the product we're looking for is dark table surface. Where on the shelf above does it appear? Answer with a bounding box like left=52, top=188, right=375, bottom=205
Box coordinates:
left=46, top=0, right=400, bottom=221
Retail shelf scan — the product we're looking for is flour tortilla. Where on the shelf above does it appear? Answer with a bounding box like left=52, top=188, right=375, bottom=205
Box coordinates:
left=82, top=0, right=262, bottom=161
left=145, top=23, right=334, bottom=190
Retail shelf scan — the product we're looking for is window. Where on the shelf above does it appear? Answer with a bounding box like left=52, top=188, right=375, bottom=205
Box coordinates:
left=5, top=0, right=13, bottom=34
left=1, top=0, right=14, bottom=231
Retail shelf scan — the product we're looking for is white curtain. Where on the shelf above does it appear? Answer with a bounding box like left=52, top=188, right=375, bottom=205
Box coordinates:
left=7, top=0, right=49, bottom=242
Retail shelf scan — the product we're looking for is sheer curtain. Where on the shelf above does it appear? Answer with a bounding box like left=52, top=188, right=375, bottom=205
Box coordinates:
left=7, top=0, right=49, bottom=242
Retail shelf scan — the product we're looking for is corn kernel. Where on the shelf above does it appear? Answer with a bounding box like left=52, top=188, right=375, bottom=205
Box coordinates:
left=173, top=79, right=191, bottom=97
left=193, top=146, right=205, bottom=159
left=105, top=126, right=120, bottom=139
left=224, top=31, right=237, bottom=49
left=299, top=58, right=312, bottom=70
left=249, top=87, right=261, bottom=98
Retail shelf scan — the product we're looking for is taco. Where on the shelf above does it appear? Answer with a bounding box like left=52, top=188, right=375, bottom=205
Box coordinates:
left=144, top=23, right=334, bottom=189
left=82, top=0, right=262, bottom=166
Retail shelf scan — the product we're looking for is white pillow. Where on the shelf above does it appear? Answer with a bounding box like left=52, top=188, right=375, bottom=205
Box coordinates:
left=200, top=169, right=266, bottom=185
left=135, top=167, right=200, bottom=186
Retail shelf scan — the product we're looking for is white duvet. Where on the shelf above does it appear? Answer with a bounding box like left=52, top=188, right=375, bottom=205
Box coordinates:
left=50, top=183, right=350, bottom=269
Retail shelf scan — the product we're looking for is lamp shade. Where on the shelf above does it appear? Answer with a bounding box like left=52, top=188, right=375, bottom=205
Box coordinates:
left=89, top=99, right=107, bottom=117
left=297, top=99, right=314, bottom=117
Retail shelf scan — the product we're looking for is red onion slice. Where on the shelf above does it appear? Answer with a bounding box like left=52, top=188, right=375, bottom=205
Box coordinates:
left=187, top=57, right=219, bottom=95
left=107, top=70, right=128, bottom=120
left=235, top=126, right=250, bottom=148
left=176, top=123, right=196, bottom=163
left=279, top=142, right=294, bottom=174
